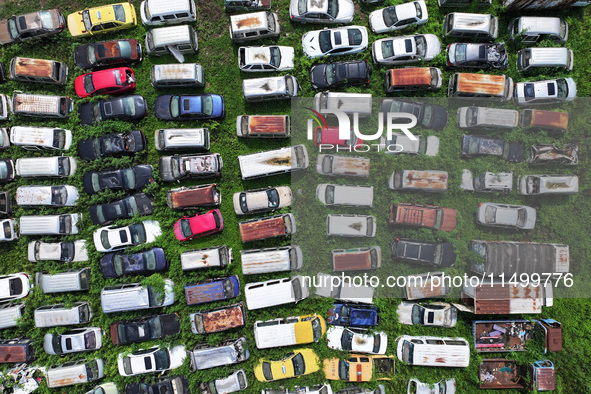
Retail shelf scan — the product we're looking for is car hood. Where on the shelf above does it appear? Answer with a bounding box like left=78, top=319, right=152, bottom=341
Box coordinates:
left=158, top=156, right=175, bottom=182
left=326, top=327, right=344, bottom=350
left=168, top=345, right=187, bottom=369
left=310, top=65, right=328, bottom=89
left=132, top=165, right=154, bottom=189
left=78, top=137, right=98, bottom=160
left=438, top=242, right=457, bottom=267
left=423, top=34, right=442, bottom=60
left=209, top=94, right=225, bottom=119
left=99, top=253, right=118, bottom=278
left=396, top=302, right=414, bottom=325
left=159, top=313, right=181, bottom=336
left=66, top=12, right=84, bottom=36
left=79, top=102, right=97, bottom=126
left=0, top=19, right=12, bottom=45
left=427, top=104, right=448, bottom=131
left=278, top=46, right=295, bottom=70
left=142, top=220, right=162, bottom=243
left=302, top=31, right=321, bottom=57
left=154, top=95, right=173, bottom=119
left=127, top=130, right=146, bottom=153
left=74, top=44, right=92, bottom=68
left=336, top=0, right=355, bottom=22
left=369, top=10, right=388, bottom=33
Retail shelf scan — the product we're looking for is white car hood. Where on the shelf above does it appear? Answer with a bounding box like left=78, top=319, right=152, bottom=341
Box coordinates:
left=369, top=10, right=388, bottom=33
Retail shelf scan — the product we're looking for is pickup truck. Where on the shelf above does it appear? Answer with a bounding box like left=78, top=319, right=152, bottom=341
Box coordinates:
left=388, top=203, right=457, bottom=231
left=159, top=153, right=223, bottom=182
left=189, top=337, right=250, bottom=371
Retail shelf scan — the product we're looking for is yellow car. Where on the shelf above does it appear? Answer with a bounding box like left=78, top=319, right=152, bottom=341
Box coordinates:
left=254, top=348, right=320, bottom=382
left=324, top=354, right=395, bottom=382
left=67, top=3, right=136, bottom=37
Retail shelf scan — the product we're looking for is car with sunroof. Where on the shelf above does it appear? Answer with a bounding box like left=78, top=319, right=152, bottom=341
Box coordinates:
left=289, top=0, right=354, bottom=24
left=74, top=39, right=142, bottom=69
left=79, top=94, right=147, bottom=125
left=372, top=34, right=440, bottom=66
left=0, top=9, right=64, bottom=45
left=514, top=78, right=576, bottom=105
left=154, top=94, right=225, bottom=120
left=302, top=26, right=368, bottom=58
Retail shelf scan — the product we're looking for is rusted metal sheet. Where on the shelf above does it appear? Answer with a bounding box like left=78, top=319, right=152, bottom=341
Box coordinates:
left=532, top=362, right=556, bottom=390
left=247, top=115, right=287, bottom=135
left=333, top=252, right=371, bottom=271
left=529, top=110, right=568, bottom=131
left=540, top=319, right=562, bottom=352
left=403, top=170, right=448, bottom=190
left=529, top=144, right=578, bottom=166
left=472, top=283, right=543, bottom=314
left=479, top=359, right=526, bottom=389
left=13, top=57, right=56, bottom=78
left=13, top=93, right=62, bottom=114
left=388, top=68, right=431, bottom=87
left=404, top=272, right=449, bottom=300
left=456, top=73, right=507, bottom=96
left=201, top=303, right=246, bottom=333
left=388, top=204, right=456, bottom=231
left=0, top=342, right=30, bottom=363
left=185, top=281, right=225, bottom=305
left=240, top=216, right=286, bottom=242
left=504, top=0, right=579, bottom=10
left=232, top=13, right=264, bottom=31
left=168, top=185, right=219, bottom=209
left=330, top=156, right=370, bottom=176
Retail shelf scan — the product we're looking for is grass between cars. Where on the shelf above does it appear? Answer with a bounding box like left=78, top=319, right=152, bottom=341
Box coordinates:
left=0, top=0, right=591, bottom=393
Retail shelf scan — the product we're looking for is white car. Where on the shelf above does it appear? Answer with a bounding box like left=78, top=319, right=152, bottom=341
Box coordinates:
left=380, top=133, right=440, bottom=156
left=289, top=0, right=354, bottom=24
left=16, top=185, right=79, bottom=207
left=43, top=327, right=104, bottom=355
left=0, top=218, right=18, bottom=241
left=201, top=369, right=248, bottom=393
left=28, top=240, right=88, bottom=262
left=302, top=26, right=368, bottom=58
left=118, top=345, right=187, bottom=377
left=408, top=378, right=456, bottom=394
left=372, top=34, right=440, bottom=65
left=476, top=202, right=536, bottom=230
left=93, top=220, right=161, bottom=253
left=0, top=273, right=30, bottom=302
left=327, top=326, right=388, bottom=354
left=238, top=46, right=295, bottom=72
left=369, top=0, right=428, bottom=34
left=233, top=186, right=292, bottom=215
left=514, top=77, right=576, bottom=105
left=397, top=301, right=458, bottom=328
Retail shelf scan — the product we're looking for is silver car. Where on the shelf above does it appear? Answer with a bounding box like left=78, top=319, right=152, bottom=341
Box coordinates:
left=289, top=0, right=354, bottom=24
left=514, top=77, right=576, bottom=105
left=476, top=202, right=536, bottom=230
left=372, top=34, right=440, bottom=65
left=44, top=327, right=104, bottom=355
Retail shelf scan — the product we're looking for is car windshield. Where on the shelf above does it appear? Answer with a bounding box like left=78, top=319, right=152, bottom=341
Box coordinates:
left=267, top=189, right=279, bottom=208
left=414, top=1, right=422, bottom=18
left=122, top=358, right=133, bottom=375
left=381, top=40, right=394, bottom=59
left=455, top=44, right=467, bottom=62
left=422, top=105, right=433, bottom=127
left=348, top=28, right=363, bottom=45
left=325, top=185, right=335, bottom=204
left=325, top=64, right=337, bottom=85
left=201, top=96, right=213, bottom=116
left=466, top=107, right=478, bottom=127
left=340, top=304, right=350, bottom=318
left=119, top=41, right=132, bottom=58
left=402, top=341, right=413, bottom=363
left=322, top=155, right=333, bottom=173
left=327, top=0, right=338, bottom=17
left=122, top=168, right=136, bottom=189
left=298, top=0, right=307, bottom=14
left=154, top=349, right=170, bottom=370
left=129, top=224, right=147, bottom=244
left=51, top=335, right=63, bottom=354
left=415, top=36, right=426, bottom=57
left=341, top=329, right=354, bottom=350
left=319, top=31, right=333, bottom=54
left=82, top=10, right=92, bottom=31
left=556, top=79, right=568, bottom=99
left=51, top=186, right=66, bottom=205
left=269, top=47, right=281, bottom=67
left=310, top=317, right=323, bottom=341
left=83, top=74, right=95, bottom=94
left=100, top=230, right=111, bottom=250
left=7, top=17, right=18, bottom=39
left=112, top=255, right=124, bottom=276
left=262, top=362, right=273, bottom=381
left=122, top=97, right=136, bottom=116
left=170, top=96, right=180, bottom=118
left=113, top=4, right=126, bottom=22
left=523, top=83, right=535, bottom=99
left=292, top=353, right=306, bottom=376
left=338, top=360, right=350, bottom=380
left=87, top=46, right=96, bottom=64
left=516, top=208, right=526, bottom=227
left=411, top=305, right=424, bottom=325
left=383, top=7, right=398, bottom=27
left=180, top=219, right=193, bottom=238
left=148, top=316, right=163, bottom=338
left=144, top=250, right=156, bottom=270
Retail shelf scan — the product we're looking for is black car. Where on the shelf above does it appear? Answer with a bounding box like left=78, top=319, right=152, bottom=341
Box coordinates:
left=380, top=98, right=448, bottom=131
left=78, top=130, right=147, bottom=161
left=310, top=60, right=372, bottom=89
left=89, top=193, right=155, bottom=225
left=461, top=134, right=524, bottom=163
left=125, top=377, right=189, bottom=394
left=390, top=237, right=456, bottom=267
left=0, top=159, right=15, bottom=184
left=79, top=94, right=147, bottom=126
left=447, top=43, right=508, bottom=70
left=110, top=313, right=180, bottom=345
left=74, top=39, right=142, bottom=70
left=83, top=165, right=154, bottom=195
left=100, top=247, right=167, bottom=278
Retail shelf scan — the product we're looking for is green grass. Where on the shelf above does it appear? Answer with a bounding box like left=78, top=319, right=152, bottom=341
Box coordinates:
left=0, top=0, right=590, bottom=393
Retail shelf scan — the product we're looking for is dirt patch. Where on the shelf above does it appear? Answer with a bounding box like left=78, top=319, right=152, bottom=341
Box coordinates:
left=198, top=0, right=224, bottom=25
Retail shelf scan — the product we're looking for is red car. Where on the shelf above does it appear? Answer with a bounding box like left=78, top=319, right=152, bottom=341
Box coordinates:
left=74, top=67, right=136, bottom=98
left=173, top=209, right=223, bottom=241
left=313, top=126, right=364, bottom=149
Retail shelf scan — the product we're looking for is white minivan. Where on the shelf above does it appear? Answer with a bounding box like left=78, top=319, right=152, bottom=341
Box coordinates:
left=241, top=245, right=303, bottom=275
left=19, top=214, right=81, bottom=235
left=316, top=184, right=374, bottom=207
left=396, top=335, right=470, bottom=367
left=244, top=276, right=309, bottom=310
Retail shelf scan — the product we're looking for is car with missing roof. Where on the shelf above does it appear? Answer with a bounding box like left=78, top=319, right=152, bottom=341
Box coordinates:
left=79, top=94, right=147, bottom=125
left=124, top=377, right=189, bottom=394
left=302, top=26, right=368, bottom=58
left=67, top=2, right=137, bottom=37
left=117, top=345, right=187, bottom=377
left=100, top=247, right=167, bottom=278
left=233, top=186, right=292, bottom=215
left=390, top=238, right=457, bottom=267
left=0, top=9, right=64, bottom=45
left=327, top=326, right=388, bottom=354
left=476, top=202, right=536, bottom=230
left=74, top=67, right=135, bottom=98
left=289, top=0, right=355, bottom=24
left=380, top=99, right=448, bottom=131
left=173, top=209, right=223, bottom=241
left=514, top=78, right=576, bottom=105
left=93, top=220, right=162, bottom=253
left=110, top=313, right=180, bottom=345
left=78, top=130, right=146, bottom=161
left=74, top=39, right=143, bottom=70
left=310, top=60, right=372, bottom=90
left=528, top=144, right=578, bottom=166
left=446, top=43, right=507, bottom=70
left=89, top=193, right=155, bottom=226
left=238, top=46, right=294, bottom=72
left=461, top=134, right=524, bottom=163
left=154, top=94, right=225, bottom=120
left=43, top=327, right=104, bottom=355
left=369, top=0, right=428, bottom=34
left=397, top=301, right=458, bottom=328
left=254, top=349, right=320, bottom=382
left=372, top=34, right=440, bottom=66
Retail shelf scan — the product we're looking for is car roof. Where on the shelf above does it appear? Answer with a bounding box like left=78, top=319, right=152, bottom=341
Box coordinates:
left=188, top=211, right=216, bottom=234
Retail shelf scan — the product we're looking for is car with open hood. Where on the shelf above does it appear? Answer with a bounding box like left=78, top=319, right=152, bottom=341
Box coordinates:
left=447, top=42, right=507, bottom=70
left=74, top=39, right=142, bottom=69
left=83, top=165, right=153, bottom=195
left=78, top=130, right=146, bottom=161
left=79, top=94, right=147, bottom=125
left=89, top=193, right=155, bottom=226
left=0, top=9, right=64, bottom=45
left=100, top=247, right=167, bottom=278
left=93, top=220, right=161, bottom=253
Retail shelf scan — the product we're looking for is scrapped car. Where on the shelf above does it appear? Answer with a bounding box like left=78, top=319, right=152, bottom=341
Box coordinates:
left=0, top=218, right=17, bottom=241
left=336, top=386, right=384, bottom=394
left=78, top=130, right=146, bottom=161
left=528, top=144, right=578, bottom=166
left=28, top=240, right=88, bottom=262
left=390, top=238, right=457, bottom=267
left=380, top=99, right=448, bottom=131
left=67, top=3, right=137, bottom=37
left=110, top=313, right=180, bottom=345
left=79, top=94, right=147, bottom=126
left=118, top=345, right=186, bottom=377
left=83, top=165, right=154, bottom=195
left=254, top=349, right=319, bottom=382
left=0, top=158, right=15, bottom=184
left=173, top=209, right=223, bottom=241
left=388, top=203, right=457, bottom=232
left=447, top=43, right=507, bottom=69
left=514, top=78, right=576, bottom=105
left=290, top=0, right=354, bottom=24
left=238, top=46, right=294, bottom=72
left=124, top=377, right=189, bottom=394
left=310, top=60, right=371, bottom=89
left=159, top=153, right=223, bottom=182
left=0, top=9, right=64, bottom=45
left=396, top=301, right=458, bottom=328
left=314, top=126, right=364, bottom=149
left=233, top=186, right=292, bottom=215
left=518, top=174, right=578, bottom=196
left=381, top=133, right=439, bottom=156
left=74, top=39, right=143, bottom=69
left=74, top=67, right=135, bottom=98
left=43, top=327, right=103, bottom=355
left=100, top=247, right=167, bottom=278
left=327, top=303, right=380, bottom=327
left=369, top=0, right=428, bottom=34
left=408, top=378, right=456, bottom=394
left=199, top=370, right=247, bottom=394
left=461, top=134, right=524, bottom=163
left=372, top=34, right=440, bottom=66
left=185, top=276, right=240, bottom=306
left=15, top=185, right=79, bottom=207
left=327, top=327, right=388, bottom=354
left=460, top=170, right=513, bottom=193
left=93, top=220, right=162, bottom=253
left=190, top=302, right=246, bottom=334
left=302, top=26, right=368, bottom=58
left=154, top=94, right=225, bottom=120
left=0, top=273, right=30, bottom=302
left=476, top=202, right=536, bottom=230
left=324, top=355, right=395, bottom=382
left=89, top=193, right=155, bottom=226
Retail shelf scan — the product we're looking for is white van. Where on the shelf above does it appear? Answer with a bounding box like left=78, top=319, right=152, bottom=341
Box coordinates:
left=36, top=268, right=90, bottom=294
left=443, top=13, right=498, bottom=41
left=243, top=75, right=299, bottom=102
left=229, top=11, right=280, bottom=43
left=314, top=91, right=373, bottom=118
left=34, top=301, right=93, bottom=328
left=241, top=245, right=303, bottom=275
left=457, top=107, right=519, bottom=130
left=316, top=154, right=370, bottom=178
left=16, top=185, right=79, bottom=207
left=140, top=0, right=197, bottom=25
left=396, top=335, right=470, bottom=367
left=150, top=63, right=204, bottom=87
left=316, top=184, right=374, bottom=207
left=46, top=359, right=104, bottom=388
left=12, top=92, right=73, bottom=119
left=327, top=214, right=377, bottom=237
left=15, top=156, right=77, bottom=178
left=518, top=174, right=578, bottom=196
left=244, top=276, right=309, bottom=310
left=19, top=214, right=81, bottom=236
left=508, top=16, right=568, bottom=44
left=145, top=25, right=199, bottom=56
left=154, top=128, right=210, bottom=151
left=181, top=245, right=233, bottom=271
left=239, top=145, right=308, bottom=180
left=517, top=47, right=574, bottom=72
left=388, top=170, right=449, bottom=193
left=100, top=279, right=175, bottom=313
left=10, top=126, right=72, bottom=150
left=253, top=314, right=325, bottom=349
left=0, top=303, right=25, bottom=329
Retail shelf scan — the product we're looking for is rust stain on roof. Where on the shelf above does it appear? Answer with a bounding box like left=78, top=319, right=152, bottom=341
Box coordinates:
left=531, top=110, right=568, bottom=129
left=235, top=16, right=263, bottom=29
left=388, top=68, right=432, bottom=87
left=457, top=73, right=506, bottom=95
left=265, top=155, right=291, bottom=166
left=248, top=116, right=286, bottom=134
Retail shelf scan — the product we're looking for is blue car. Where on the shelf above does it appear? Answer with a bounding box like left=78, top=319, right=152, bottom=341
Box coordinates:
left=184, top=275, right=240, bottom=305
left=100, top=247, right=168, bottom=278
left=154, top=94, right=225, bottom=120
left=327, top=303, right=380, bottom=327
